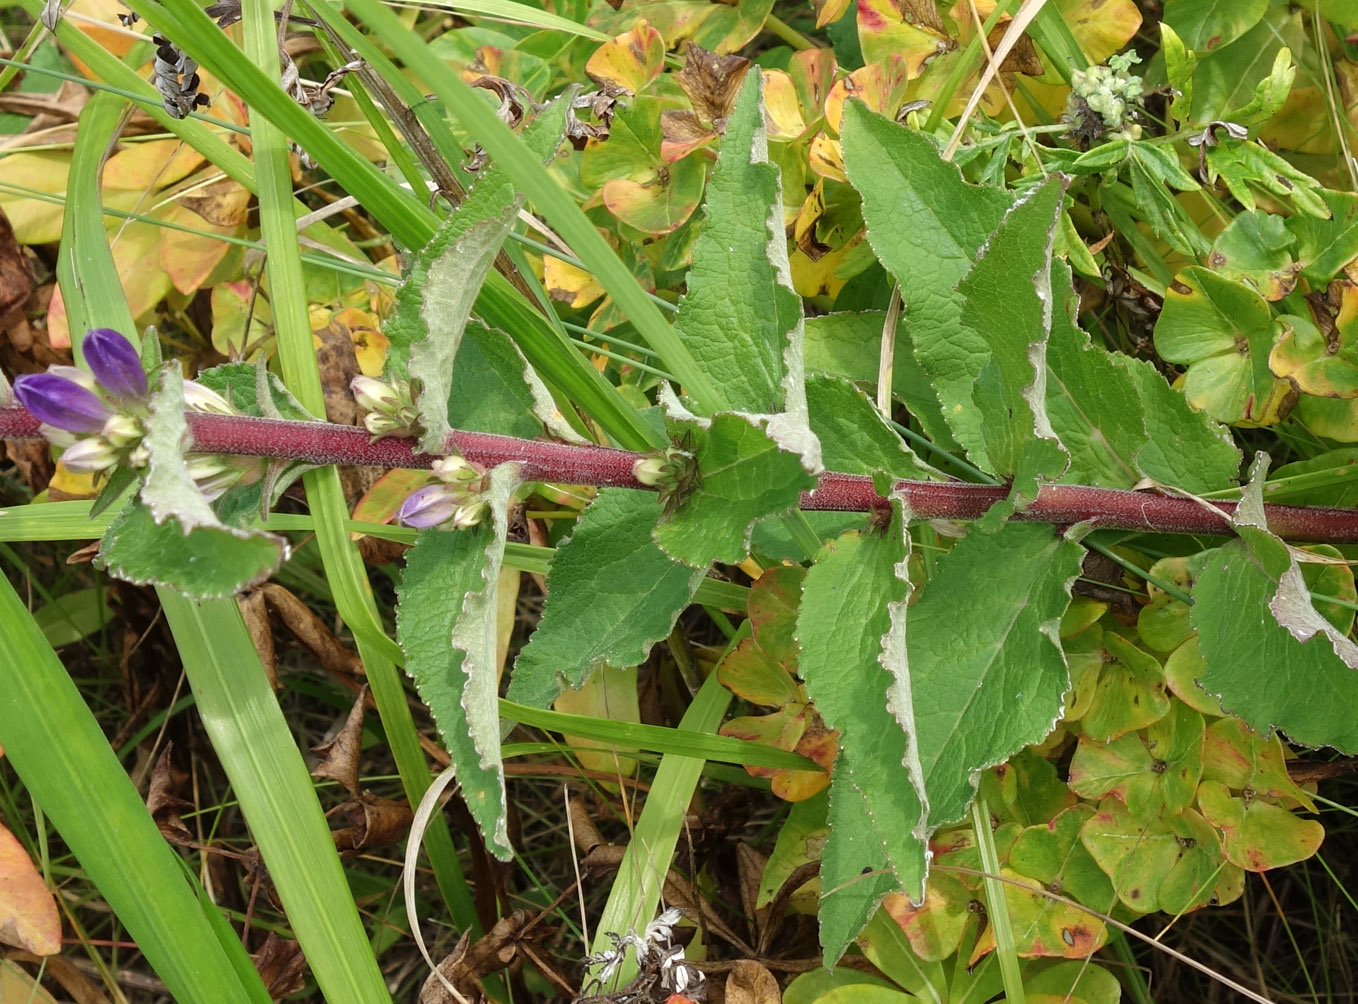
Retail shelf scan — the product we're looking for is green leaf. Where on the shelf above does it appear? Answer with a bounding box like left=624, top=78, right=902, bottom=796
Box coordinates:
left=1043, top=264, right=1145, bottom=487
left=0, top=579, right=272, bottom=1004
left=32, top=588, right=112, bottom=648
left=1160, top=23, right=1196, bottom=124
left=653, top=406, right=818, bottom=566
left=448, top=322, right=583, bottom=441
left=1192, top=527, right=1358, bottom=752
left=1197, top=778, right=1324, bottom=871
left=909, top=521, right=1085, bottom=827
left=1227, top=46, right=1296, bottom=126
left=1287, top=188, right=1358, bottom=284
left=1068, top=701, right=1204, bottom=812
left=508, top=489, right=706, bottom=708
left=1162, top=0, right=1267, bottom=52
left=797, top=503, right=927, bottom=909
left=959, top=176, right=1070, bottom=500
left=676, top=72, right=807, bottom=418
left=1152, top=266, right=1293, bottom=425
left=1008, top=805, right=1115, bottom=919
left=1189, top=4, right=1304, bottom=124
left=1205, top=138, right=1329, bottom=221
left=592, top=0, right=775, bottom=53
left=396, top=464, right=521, bottom=858
left=1124, top=159, right=1211, bottom=259
left=97, top=370, right=285, bottom=598
left=1208, top=209, right=1299, bottom=301
left=1115, top=355, right=1241, bottom=490
left=841, top=102, right=1012, bottom=467
left=1080, top=632, right=1172, bottom=741
left=818, top=761, right=899, bottom=965
left=385, top=101, right=567, bottom=452
left=806, top=374, right=934, bottom=478
left=802, top=312, right=959, bottom=452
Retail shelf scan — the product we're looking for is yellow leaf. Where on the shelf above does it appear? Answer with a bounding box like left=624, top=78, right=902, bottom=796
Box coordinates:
left=0, top=960, right=59, bottom=1004
left=807, top=132, right=847, bottom=182
left=823, top=56, right=918, bottom=134
left=48, top=462, right=98, bottom=498
left=544, top=255, right=605, bottom=309
left=0, top=152, right=71, bottom=244
left=1055, top=0, right=1142, bottom=65
left=554, top=665, right=640, bottom=777
left=0, top=820, right=61, bottom=956
left=761, top=69, right=809, bottom=140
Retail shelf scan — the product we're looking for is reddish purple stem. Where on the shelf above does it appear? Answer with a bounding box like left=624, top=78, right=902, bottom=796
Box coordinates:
left=3, top=405, right=1358, bottom=542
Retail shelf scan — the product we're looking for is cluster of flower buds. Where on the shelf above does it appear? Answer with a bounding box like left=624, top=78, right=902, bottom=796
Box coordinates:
left=12, top=328, right=255, bottom=501
left=396, top=454, right=490, bottom=530
left=1065, top=51, right=1144, bottom=143
left=350, top=375, right=419, bottom=440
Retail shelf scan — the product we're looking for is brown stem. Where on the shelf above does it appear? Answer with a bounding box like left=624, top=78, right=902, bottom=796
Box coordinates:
left=5, top=406, right=1358, bottom=542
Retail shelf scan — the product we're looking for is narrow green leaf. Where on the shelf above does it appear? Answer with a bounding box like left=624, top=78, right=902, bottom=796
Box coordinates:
left=0, top=579, right=270, bottom=1004
left=509, top=488, right=706, bottom=708
left=160, top=592, right=394, bottom=1003
left=797, top=502, right=927, bottom=905
left=910, top=522, right=1085, bottom=827
left=841, top=102, right=1013, bottom=467
left=960, top=176, right=1069, bottom=501
left=1192, top=528, right=1358, bottom=752
left=653, top=408, right=818, bottom=567
left=397, top=465, right=521, bottom=857
left=386, top=100, right=568, bottom=452
left=676, top=72, right=805, bottom=418
left=1204, top=138, right=1328, bottom=220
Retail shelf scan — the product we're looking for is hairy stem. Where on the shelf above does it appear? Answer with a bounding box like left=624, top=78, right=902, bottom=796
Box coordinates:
left=4, top=406, right=1358, bottom=542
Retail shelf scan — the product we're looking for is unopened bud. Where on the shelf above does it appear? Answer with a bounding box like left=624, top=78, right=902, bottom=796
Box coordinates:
left=182, top=380, right=236, bottom=415
left=59, top=436, right=120, bottom=474
left=452, top=500, right=488, bottom=529
left=350, top=375, right=401, bottom=412
left=101, top=412, right=144, bottom=448
left=431, top=454, right=480, bottom=484
left=633, top=456, right=669, bottom=486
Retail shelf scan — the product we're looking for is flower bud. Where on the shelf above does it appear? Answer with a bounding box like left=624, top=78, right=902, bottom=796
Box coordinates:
left=13, top=372, right=113, bottom=434
left=632, top=456, right=669, bottom=487
left=350, top=375, right=400, bottom=412
left=451, top=500, right=488, bottom=529
left=101, top=412, right=144, bottom=448
left=396, top=483, right=460, bottom=529
left=59, top=436, right=120, bottom=474
left=182, top=380, right=236, bottom=415
left=431, top=454, right=479, bottom=484
left=82, top=328, right=148, bottom=400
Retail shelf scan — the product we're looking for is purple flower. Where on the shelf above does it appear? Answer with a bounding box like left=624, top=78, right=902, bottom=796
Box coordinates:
left=397, top=483, right=460, bottom=529
left=83, top=328, right=147, bottom=400
left=13, top=372, right=113, bottom=434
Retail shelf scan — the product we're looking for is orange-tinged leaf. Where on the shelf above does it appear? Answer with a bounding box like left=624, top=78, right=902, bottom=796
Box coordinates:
left=103, top=139, right=206, bottom=191
left=601, top=153, right=705, bottom=234
left=544, top=255, right=605, bottom=309
left=883, top=873, right=973, bottom=961
left=823, top=56, right=917, bottom=134
left=211, top=279, right=274, bottom=358
left=586, top=19, right=666, bottom=94
left=110, top=220, right=174, bottom=323
left=659, top=108, right=717, bottom=161
left=65, top=0, right=139, bottom=73
left=857, top=0, right=951, bottom=67
left=156, top=202, right=237, bottom=296
left=0, top=820, right=61, bottom=956
left=352, top=468, right=429, bottom=527
left=789, top=48, right=838, bottom=127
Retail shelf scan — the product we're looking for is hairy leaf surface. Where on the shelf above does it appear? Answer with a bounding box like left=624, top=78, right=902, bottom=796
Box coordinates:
left=509, top=489, right=706, bottom=708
